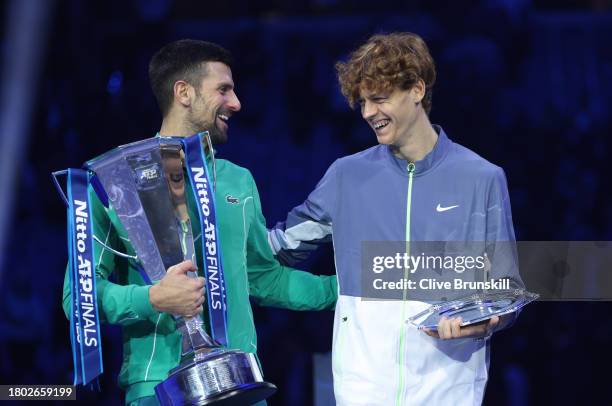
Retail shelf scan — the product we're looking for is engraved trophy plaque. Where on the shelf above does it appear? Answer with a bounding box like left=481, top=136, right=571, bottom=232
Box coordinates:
left=86, top=135, right=276, bottom=405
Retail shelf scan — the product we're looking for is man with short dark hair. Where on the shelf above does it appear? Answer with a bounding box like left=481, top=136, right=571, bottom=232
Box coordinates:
left=149, top=39, right=234, bottom=144
left=62, top=39, right=337, bottom=405
left=270, top=32, right=522, bottom=405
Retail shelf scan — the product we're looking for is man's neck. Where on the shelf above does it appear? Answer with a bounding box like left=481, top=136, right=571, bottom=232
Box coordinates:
left=391, top=114, right=438, bottom=162
left=158, top=115, right=193, bottom=138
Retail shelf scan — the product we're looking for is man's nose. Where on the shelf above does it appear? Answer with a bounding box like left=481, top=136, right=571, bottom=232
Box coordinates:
left=361, top=100, right=376, bottom=119
left=227, top=91, right=241, bottom=112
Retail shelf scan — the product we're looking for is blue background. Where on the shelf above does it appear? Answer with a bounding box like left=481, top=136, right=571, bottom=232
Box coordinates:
left=0, top=0, right=611, bottom=404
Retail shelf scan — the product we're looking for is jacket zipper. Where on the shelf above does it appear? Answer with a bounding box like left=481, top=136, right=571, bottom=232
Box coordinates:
left=396, top=162, right=415, bottom=406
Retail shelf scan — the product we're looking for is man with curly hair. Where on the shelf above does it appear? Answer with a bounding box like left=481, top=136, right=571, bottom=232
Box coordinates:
left=270, top=32, right=522, bottom=404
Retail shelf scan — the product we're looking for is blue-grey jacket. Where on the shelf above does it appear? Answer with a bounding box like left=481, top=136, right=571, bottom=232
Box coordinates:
left=270, top=126, right=523, bottom=405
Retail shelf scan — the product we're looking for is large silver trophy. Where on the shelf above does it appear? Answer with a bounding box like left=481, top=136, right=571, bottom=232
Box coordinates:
left=86, top=135, right=276, bottom=405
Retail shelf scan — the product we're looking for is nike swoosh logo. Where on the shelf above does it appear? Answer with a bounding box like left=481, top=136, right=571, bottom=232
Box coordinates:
left=436, top=204, right=459, bottom=212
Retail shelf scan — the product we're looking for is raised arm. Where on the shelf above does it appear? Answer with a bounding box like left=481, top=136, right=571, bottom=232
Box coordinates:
left=268, top=162, right=338, bottom=266
left=246, top=171, right=337, bottom=310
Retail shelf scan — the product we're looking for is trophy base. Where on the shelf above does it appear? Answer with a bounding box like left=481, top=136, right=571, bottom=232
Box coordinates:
left=155, top=349, right=277, bottom=406
left=184, top=382, right=276, bottom=406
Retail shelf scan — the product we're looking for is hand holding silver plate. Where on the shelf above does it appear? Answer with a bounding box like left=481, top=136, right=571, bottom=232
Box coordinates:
left=407, top=289, right=539, bottom=339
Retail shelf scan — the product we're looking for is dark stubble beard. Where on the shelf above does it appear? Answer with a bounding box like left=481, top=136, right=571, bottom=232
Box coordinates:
left=207, top=121, right=227, bottom=145
left=189, top=95, right=228, bottom=145
left=189, top=116, right=227, bottom=145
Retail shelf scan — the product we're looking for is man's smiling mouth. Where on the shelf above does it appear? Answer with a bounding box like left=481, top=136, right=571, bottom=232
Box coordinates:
left=373, top=119, right=390, bottom=130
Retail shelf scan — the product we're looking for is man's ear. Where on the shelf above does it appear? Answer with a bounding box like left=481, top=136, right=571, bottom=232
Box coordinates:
left=174, top=80, right=193, bottom=107
left=411, top=79, right=426, bottom=105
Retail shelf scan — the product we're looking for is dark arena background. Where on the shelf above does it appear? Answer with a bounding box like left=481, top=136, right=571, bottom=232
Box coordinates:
left=0, top=0, right=611, bottom=405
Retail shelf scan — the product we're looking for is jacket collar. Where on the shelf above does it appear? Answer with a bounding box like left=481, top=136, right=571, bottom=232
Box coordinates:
left=385, top=124, right=450, bottom=177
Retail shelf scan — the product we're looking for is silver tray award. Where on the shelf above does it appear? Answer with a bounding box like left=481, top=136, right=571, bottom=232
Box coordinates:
left=407, top=289, right=539, bottom=331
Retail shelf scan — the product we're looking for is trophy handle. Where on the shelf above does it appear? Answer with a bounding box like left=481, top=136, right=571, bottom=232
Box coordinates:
left=92, top=235, right=138, bottom=260
left=202, top=132, right=216, bottom=191
left=175, top=218, right=220, bottom=355
left=51, top=170, right=69, bottom=207
left=177, top=316, right=218, bottom=355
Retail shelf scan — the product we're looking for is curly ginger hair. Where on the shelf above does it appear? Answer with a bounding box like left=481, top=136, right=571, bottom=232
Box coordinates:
left=336, top=32, right=436, bottom=114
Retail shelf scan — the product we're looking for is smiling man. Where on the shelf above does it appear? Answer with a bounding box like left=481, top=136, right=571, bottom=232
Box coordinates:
left=269, top=33, right=523, bottom=405
left=62, top=39, right=337, bottom=405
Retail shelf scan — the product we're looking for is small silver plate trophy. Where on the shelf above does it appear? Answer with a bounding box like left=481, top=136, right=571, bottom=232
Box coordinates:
left=58, top=134, right=276, bottom=405
left=407, top=289, right=539, bottom=331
